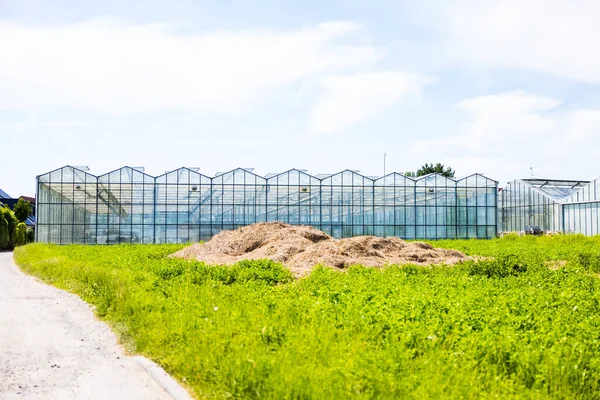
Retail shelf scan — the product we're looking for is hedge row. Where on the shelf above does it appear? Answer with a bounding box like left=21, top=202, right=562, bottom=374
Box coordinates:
left=0, top=206, right=33, bottom=250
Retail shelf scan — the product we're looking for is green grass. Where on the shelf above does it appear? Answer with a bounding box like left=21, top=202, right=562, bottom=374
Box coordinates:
left=13, top=235, right=600, bottom=399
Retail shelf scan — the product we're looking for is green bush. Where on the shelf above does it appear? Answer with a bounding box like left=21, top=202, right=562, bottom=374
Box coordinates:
left=0, top=214, right=8, bottom=250
left=15, top=222, right=27, bottom=247
left=13, top=198, right=31, bottom=223
left=467, top=254, right=529, bottom=278
left=26, top=228, right=35, bottom=243
left=0, top=207, right=18, bottom=249
left=574, top=251, right=600, bottom=273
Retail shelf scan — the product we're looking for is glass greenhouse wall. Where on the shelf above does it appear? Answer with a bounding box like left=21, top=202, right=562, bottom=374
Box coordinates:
left=563, top=202, right=600, bottom=236
left=499, top=177, right=600, bottom=235
left=498, top=179, right=580, bottom=233
left=36, top=166, right=499, bottom=244
left=562, top=175, right=600, bottom=235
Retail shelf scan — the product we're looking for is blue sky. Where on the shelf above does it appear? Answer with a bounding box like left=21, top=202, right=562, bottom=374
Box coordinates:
left=1, top=0, right=599, bottom=197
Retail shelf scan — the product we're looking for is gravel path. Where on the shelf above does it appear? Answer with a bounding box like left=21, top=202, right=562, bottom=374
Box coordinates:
left=0, top=252, right=192, bottom=400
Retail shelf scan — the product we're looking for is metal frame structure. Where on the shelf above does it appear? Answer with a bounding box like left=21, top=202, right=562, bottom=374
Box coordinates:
left=499, top=177, right=600, bottom=235
left=35, top=165, right=499, bottom=244
left=562, top=176, right=600, bottom=235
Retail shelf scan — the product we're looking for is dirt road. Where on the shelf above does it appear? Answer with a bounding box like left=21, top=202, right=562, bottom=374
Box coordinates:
left=0, top=252, right=191, bottom=400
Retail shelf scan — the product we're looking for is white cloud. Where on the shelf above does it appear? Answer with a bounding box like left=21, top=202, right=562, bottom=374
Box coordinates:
left=413, top=91, right=559, bottom=154
left=563, top=110, right=600, bottom=146
left=411, top=90, right=600, bottom=181
left=0, top=19, right=383, bottom=114
left=41, top=120, right=92, bottom=127
left=0, top=114, right=90, bottom=130
left=416, top=0, right=600, bottom=83
left=454, top=91, right=560, bottom=151
left=456, top=91, right=560, bottom=114
left=310, top=71, right=434, bottom=134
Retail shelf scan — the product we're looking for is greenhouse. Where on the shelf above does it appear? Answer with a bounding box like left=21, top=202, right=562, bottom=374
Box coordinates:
left=499, top=177, right=600, bottom=235
left=35, top=166, right=499, bottom=244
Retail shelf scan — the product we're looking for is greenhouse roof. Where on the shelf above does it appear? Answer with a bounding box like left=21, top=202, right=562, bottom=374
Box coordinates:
left=521, top=178, right=589, bottom=202
left=37, top=166, right=499, bottom=186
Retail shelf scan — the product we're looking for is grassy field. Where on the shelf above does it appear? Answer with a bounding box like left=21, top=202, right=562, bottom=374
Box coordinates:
left=13, top=235, right=600, bottom=399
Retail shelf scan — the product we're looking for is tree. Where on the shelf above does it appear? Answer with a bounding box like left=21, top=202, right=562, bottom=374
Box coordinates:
left=13, top=198, right=31, bottom=223
left=0, top=206, right=18, bottom=249
left=0, top=214, right=8, bottom=250
left=404, top=171, right=416, bottom=177
left=15, top=222, right=27, bottom=247
left=26, top=228, right=35, bottom=243
left=416, top=163, right=455, bottom=178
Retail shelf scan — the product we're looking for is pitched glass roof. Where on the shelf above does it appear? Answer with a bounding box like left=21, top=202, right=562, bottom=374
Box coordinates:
left=37, top=165, right=499, bottom=187
left=521, top=179, right=588, bottom=202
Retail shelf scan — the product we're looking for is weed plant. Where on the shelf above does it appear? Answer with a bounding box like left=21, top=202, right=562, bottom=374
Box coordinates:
left=14, top=235, right=600, bottom=399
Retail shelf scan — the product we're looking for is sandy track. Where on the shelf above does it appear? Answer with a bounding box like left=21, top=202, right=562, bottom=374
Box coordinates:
left=0, top=252, right=191, bottom=400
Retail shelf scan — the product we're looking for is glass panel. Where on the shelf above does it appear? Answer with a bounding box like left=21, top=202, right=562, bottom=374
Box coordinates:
left=35, top=166, right=500, bottom=243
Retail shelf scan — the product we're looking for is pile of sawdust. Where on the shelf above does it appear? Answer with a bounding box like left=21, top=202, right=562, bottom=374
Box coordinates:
left=171, top=222, right=470, bottom=277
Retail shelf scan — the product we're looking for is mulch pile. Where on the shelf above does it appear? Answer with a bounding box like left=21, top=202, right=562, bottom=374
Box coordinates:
left=171, top=222, right=470, bottom=277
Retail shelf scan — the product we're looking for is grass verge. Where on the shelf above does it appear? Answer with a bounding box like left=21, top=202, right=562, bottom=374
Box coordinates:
left=13, top=235, right=600, bottom=399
